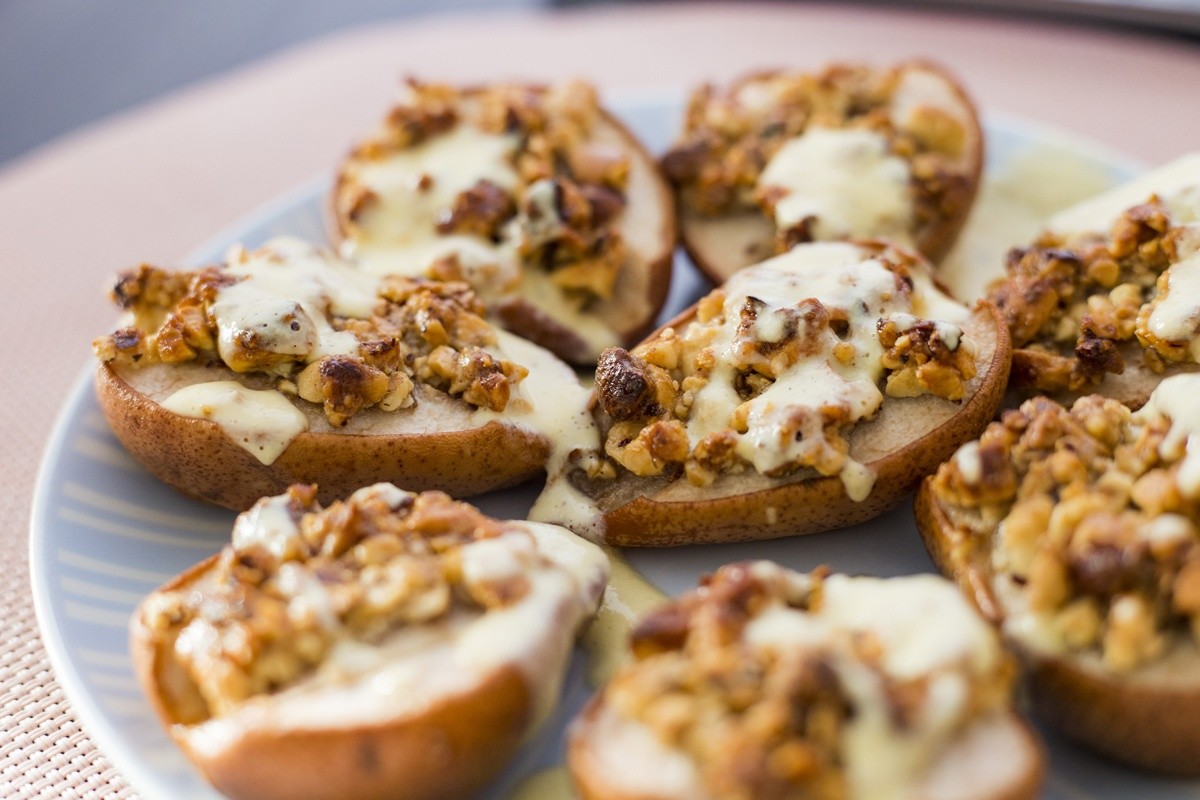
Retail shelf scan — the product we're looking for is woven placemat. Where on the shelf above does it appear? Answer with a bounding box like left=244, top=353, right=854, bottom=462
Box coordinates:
left=1, top=392, right=135, bottom=798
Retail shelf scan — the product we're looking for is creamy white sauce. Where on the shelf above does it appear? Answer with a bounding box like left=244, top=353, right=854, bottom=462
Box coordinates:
left=758, top=127, right=912, bottom=242
left=1135, top=373, right=1200, bottom=498
left=183, top=508, right=608, bottom=759
left=495, top=331, right=607, bottom=541
left=687, top=242, right=969, bottom=498
left=1147, top=250, right=1200, bottom=359
left=161, top=380, right=308, bottom=465
left=344, top=123, right=522, bottom=293
left=888, top=67, right=970, bottom=135
left=231, top=492, right=302, bottom=558
left=505, top=767, right=574, bottom=800
left=744, top=569, right=999, bottom=800
left=214, top=238, right=378, bottom=368
left=1048, top=152, right=1200, bottom=236
left=341, top=114, right=637, bottom=360
left=579, top=548, right=667, bottom=686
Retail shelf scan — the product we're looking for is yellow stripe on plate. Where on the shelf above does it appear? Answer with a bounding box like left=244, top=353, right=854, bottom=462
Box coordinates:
left=57, top=548, right=174, bottom=584
left=100, top=694, right=155, bottom=718
left=64, top=601, right=131, bottom=629
left=77, top=648, right=133, bottom=669
left=72, top=435, right=142, bottom=471
left=60, top=576, right=145, bottom=606
left=86, top=671, right=142, bottom=694
left=63, top=481, right=230, bottom=535
left=59, top=507, right=218, bottom=549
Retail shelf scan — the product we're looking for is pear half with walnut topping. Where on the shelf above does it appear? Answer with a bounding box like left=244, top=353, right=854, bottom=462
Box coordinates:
left=93, top=237, right=596, bottom=510
left=531, top=240, right=1010, bottom=546
left=915, top=373, right=1200, bottom=775
left=568, top=562, right=1043, bottom=800
left=330, top=79, right=675, bottom=365
left=662, top=61, right=983, bottom=285
left=987, top=152, right=1200, bottom=409
left=132, top=483, right=609, bottom=800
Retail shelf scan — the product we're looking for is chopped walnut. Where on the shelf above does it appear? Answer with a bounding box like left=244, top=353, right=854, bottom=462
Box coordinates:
left=930, top=393, right=1200, bottom=672
left=345, top=79, right=632, bottom=305
left=661, top=64, right=970, bottom=252
left=436, top=179, right=515, bottom=239
left=94, top=251, right=528, bottom=426
left=988, top=199, right=1200, bottom=396
left=877, top=316, right=975, bottom=400
left=590, top=246, right=973, bottom=488
left=605, top=564, right=1012, bottom=800
left=141, top=485, right=539, bottom=721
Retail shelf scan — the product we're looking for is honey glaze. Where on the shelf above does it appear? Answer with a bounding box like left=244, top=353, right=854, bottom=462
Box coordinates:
left=581, top=548, right=668, bottom=687
left=505, top=765, right=573, bottom=800
left=503, top=549, right=666, bottom=800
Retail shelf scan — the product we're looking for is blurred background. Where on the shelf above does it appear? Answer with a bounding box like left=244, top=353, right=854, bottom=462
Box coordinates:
left=2, top=0, right=1199, bottom=167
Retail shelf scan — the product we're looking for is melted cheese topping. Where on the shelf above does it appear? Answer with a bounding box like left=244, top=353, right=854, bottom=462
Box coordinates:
left=496, top=330, right=607, bottom=541
left=1147, top=249, right=1200, bottom=358
left=215, top=238, right=379, bottom=367
left=161, top=381, right=308, bottom=465
left=744, top=569, right=1000, bottom=800
left=183, top=490, right=609, bottom=758
left=688, top=242, right=969, bottom=499
left=1136, top=373, right=1200, bottom=499
left=162, top=236, right=600, bottom=471
left=343, top=124, right=523, bottom=295
left=340, top=116, right=632, bottom=359
left=888, top=67, right=969, bottom=135
left=757, top=127, right=913, bottom=242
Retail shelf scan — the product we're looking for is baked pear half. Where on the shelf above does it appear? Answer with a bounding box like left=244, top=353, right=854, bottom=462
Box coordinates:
left=532, top=240, right=1010, bottom=545
left=915, top=373, right=1200, bottom=774
left=988, top=152, right=1200, bottom=408
left=662, top=61, right=983, bottom=285
left=93, top=237, right=597, bottom=509
left=331, top=79, right=675, bottom=365
left=132, top=483, right=609, bottom=800
left=568, top=561, right=1043, bottom=800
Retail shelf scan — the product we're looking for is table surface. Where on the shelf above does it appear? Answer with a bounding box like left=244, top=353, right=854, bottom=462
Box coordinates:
left=5, top=3, right=1200, bottom=797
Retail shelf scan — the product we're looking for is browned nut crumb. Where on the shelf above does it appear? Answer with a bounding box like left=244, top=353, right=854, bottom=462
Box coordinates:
left=94, top=254, right=528, bottom=426
left=140, top=484, right=535, bottom=721
left=930, top=392, right=1200, bottom=672
left=988, top=198, right=1199, bottom=395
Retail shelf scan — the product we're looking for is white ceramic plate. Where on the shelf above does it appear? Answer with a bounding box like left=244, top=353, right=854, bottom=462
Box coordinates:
left=30, top=93, right=1200, bottom=799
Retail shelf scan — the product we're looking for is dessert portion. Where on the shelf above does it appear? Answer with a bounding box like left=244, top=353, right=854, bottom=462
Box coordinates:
left=533, top=241, right=1010, bottom=545
left=569, top=562, right=1042, bottom=800
left=662, top=62, right=982, bottom=283
left=93, top=237, right=596, bottom=508
left=132, top=483, right=609, bottom=800
left=917, top=372, right=1200, bottom=773
left=988, top=152, right=1200, bottom=407
left=332, top=79, right=675, bottom=364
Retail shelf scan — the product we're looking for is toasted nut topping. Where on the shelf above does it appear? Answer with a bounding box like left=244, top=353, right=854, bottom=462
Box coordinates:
left=931, top=391, right=1200, bottom=672
left=142, top=484, right=542, bottom=722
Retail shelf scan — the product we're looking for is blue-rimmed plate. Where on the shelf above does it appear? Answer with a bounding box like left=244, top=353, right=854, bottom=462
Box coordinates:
left=31, top=92, right=1196, bottom=799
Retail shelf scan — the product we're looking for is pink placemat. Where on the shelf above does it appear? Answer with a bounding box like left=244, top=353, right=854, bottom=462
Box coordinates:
left=4, top=4, right=1199, bottom=796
